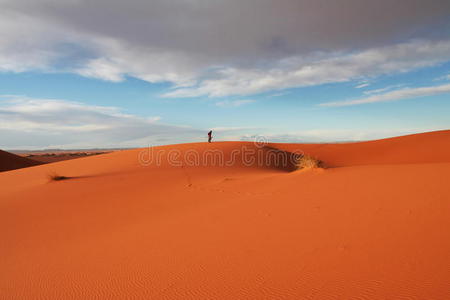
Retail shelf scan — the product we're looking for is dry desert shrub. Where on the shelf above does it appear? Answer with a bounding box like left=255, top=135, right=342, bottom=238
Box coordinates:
left=48, top=172, right=70, bottom=181
left=295, top=155, right=323, bottom=170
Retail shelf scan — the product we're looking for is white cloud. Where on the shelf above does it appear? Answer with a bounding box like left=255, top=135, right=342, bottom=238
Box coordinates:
left=267, top=92, right=289, bottom=98
left=433, top=73, right=450, bottom=82
left=355, top=82, right=370, bottom=89
left=0, top=12, right=61, bottom=72
left=215, top=99, right=256, bottom=107
left=321, top=83, right=450, bottom=107
left=363, top=84, right=406, bottom=95
left=75, top=57, right=125, bottom=82
left=163, top=39, right=450, bottom=98
left=0, top=96, right=203, bottom=149
left=1, top=1, right=450, bottom=97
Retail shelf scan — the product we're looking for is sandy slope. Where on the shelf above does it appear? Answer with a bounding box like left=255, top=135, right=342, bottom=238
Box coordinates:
left=1, top=131, right=450, bottom=299
left=0, top=150, right=42, bottom=172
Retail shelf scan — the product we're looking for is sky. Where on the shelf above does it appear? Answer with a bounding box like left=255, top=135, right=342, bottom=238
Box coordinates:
left=0, top=0, right=450, bottom=149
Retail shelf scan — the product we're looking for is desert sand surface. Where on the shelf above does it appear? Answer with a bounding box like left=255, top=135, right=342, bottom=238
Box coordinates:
left=0, top=150, right=42, bottom=172
left=1, top=130, right=450, bottom=299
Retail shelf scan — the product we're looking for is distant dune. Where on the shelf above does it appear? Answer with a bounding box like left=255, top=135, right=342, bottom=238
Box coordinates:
left=0, top=149, right=42, bottom=172
left=1, top=130, right=450, bottom=299
left=15, top=150, right=111, bottom=164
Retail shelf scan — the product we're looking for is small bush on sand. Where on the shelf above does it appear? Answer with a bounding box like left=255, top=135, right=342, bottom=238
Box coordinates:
left=48, top=172, right=70, bottom=181
left=295, top=155, right=323, bottom=170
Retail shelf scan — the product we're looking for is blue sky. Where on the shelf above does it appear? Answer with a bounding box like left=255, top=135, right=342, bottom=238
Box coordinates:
left=1, top=0, right=450, bottom=149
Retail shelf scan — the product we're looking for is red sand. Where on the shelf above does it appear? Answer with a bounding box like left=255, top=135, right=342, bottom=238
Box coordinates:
left=0, top=150, right=42, bottom=172
left=1, top=130, right=450, bottom=299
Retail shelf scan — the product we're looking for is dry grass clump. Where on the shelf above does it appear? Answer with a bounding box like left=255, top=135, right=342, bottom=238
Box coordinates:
left=295, top=155, right=323, bottom=170
left=48, top=172, right=70, bottom=181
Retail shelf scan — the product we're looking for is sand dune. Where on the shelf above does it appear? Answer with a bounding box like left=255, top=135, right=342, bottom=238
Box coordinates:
left=0, top=149, right=42, bottom=173
left=1, top=130, right=450, bottom=299
left=271, top=129, right=450, bottom=167
left=13, top=150, right=111, bottom=164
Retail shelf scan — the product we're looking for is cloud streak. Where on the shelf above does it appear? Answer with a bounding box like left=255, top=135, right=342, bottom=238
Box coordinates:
left=321, top=83, right=450, bottom=107
left=0, top=97, right=203, bottom=149
left=163, top=39, right=450, bottom=98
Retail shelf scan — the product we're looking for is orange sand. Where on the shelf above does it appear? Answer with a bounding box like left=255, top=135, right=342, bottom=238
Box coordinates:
left=1, top=130, right=450, bottom=299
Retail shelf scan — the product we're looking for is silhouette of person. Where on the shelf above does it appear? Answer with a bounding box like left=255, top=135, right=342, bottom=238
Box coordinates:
left=208, top=130, right=212, bottom=143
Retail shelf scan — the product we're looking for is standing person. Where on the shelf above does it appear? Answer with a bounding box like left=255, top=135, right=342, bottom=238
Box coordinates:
left=208, top=130, right=212, bottom=143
